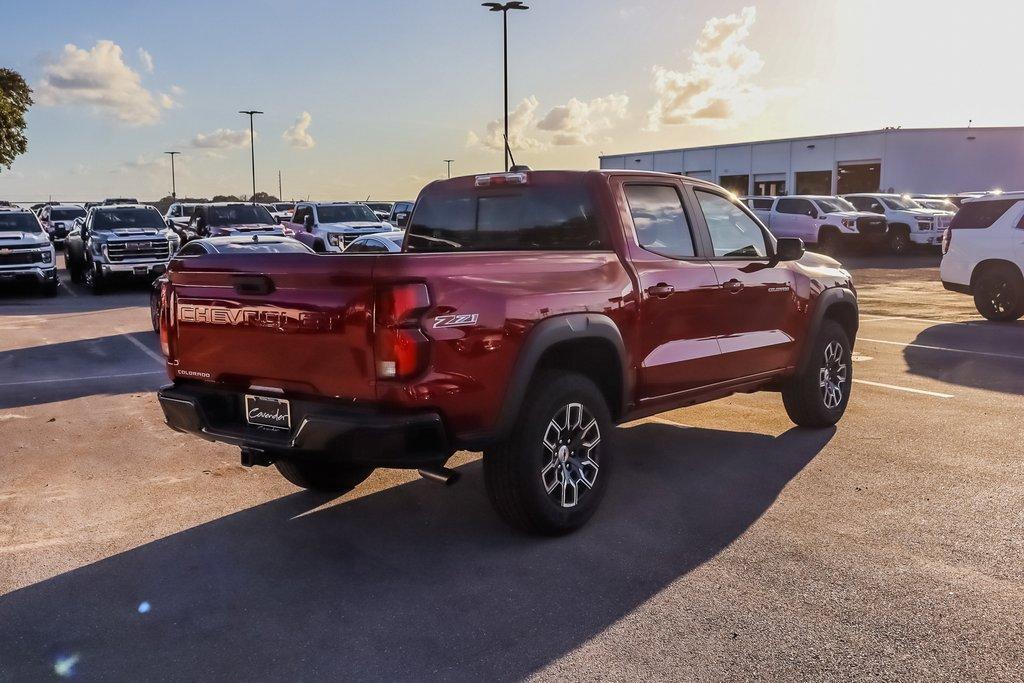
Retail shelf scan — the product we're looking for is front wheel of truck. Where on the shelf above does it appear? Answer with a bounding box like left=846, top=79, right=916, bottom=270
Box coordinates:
left=782, top=319, right=852, bottom=428
left=274, top=458, right=375, bottom=493
left=484, top=370, right=613, bottom=535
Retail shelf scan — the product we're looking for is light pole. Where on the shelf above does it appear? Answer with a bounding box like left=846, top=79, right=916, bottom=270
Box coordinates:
left=164, top=151, right=180, bottom=199
left=444, top=159, right=454, bottom=179
left=482, top=1, right=529, bottom=171
left=238, top=110, right=263, bottom=202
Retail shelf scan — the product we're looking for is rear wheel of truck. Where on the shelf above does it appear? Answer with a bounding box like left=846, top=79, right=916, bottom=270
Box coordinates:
left=484, top=370, right=613, bottom=535
left=274, top=458, right=375, bottom=493
left=68, top=258, right=82, bottom=284
left=782, top=319, right=852, bottom=428
left=817, top=228, right=840, bottom=255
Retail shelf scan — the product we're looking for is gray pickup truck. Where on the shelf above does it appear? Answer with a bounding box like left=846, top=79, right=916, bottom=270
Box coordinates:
left=0, top=207, right=59, bottom=296
left=65, top=204, right=179, bottom=293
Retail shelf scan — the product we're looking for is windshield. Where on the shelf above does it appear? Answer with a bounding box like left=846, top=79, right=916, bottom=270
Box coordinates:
left=0, top=213, right=42, bottom=233
left=207, top=205, right=275, bottom=226
left=215, top=241, right=310, bottom=254
left=51, top=208, right=86, bottom=221
left=317, top=205, right=379, bottom=223
left=814, top=197, right=856, bottom=213
left=916, top=199, right=956, bottom=211
left=273, top=203, right=294, bottom=211
left=92, top=208, right=165, bottom=230
left=881, top=196, right=922, bottom=210
left=364, top=202, right=392, bottom=211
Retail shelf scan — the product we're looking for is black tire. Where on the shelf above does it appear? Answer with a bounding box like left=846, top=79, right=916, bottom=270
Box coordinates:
left=973, top=265, right=1024, bottom=322
left=83, top=261, right=105, bottom=294
left=312, top=239, right=326, bottom=253
left=888, top=226, right=910, bottom=255
left=782, top=320, right=852, bottom=428
left=274, top=458, right=375, bottom=493
left=150, top=287, right=162, bottom=332
left=817, top=228, right=840, bottom=255
left=42, top=280, right=59, bottom=297
left=68, top=257, right=82, bottom=284
left=483, top=370, right=613, bottom=535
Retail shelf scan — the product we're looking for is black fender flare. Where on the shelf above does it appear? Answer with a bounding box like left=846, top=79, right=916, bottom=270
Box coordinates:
left=460, top=313, right=630, bottom=448
left=797, top=287, right=859, bottom=373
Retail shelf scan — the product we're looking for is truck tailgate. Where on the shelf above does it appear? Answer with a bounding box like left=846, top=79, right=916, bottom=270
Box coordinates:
left=167, top=253, right=376, bottom=400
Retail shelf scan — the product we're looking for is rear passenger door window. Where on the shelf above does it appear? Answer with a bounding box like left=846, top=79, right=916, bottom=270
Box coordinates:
left=693, top=191, right=768, bottom=259
left=623, top=185, right=696, bottom=259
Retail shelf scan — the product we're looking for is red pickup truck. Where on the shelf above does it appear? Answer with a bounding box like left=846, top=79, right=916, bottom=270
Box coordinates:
left=157, top=170, right=858, bottom=534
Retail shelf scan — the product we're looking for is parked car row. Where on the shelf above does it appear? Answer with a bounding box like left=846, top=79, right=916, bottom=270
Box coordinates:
left=742, top=192, right=955, bottom=254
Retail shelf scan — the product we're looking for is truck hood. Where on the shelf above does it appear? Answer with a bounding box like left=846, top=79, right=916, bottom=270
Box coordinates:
left=903, top=208, right=952, bottom=218
left=319, top=221, right=388, bottom=233
left=97, top=228, right=165, bottom=237
left=0, top=232, right=49, bottom=246
left=824, top=211, right=881, bottom=220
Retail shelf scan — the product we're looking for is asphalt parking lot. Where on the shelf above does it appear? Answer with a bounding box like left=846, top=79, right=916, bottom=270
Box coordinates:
left=1, top=253, right=1021, bottom=680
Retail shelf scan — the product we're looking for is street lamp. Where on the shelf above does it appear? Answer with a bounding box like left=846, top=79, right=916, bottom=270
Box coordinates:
left=482, top=1, right=529, bottom=172
left=444, top=159, right=454, bottom=179
left=238, top=110, right=263, bottom=202
left=164, top=151, right=180, bottom=199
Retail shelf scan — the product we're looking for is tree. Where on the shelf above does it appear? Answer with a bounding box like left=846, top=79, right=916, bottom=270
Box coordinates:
left=249, top=191, right=280, bottom=203
left=0, top=68, right=32, bottom=172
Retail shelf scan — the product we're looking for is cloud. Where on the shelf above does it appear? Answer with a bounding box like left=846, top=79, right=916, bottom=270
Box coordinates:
left=112, top=154, right=167, bottom=175
left=467, top=96, right=546, bottom=152
left=36, top=40, right=175, bottom=126
left=283, top=111, right=315, bottom=149
left=137, top=48, right=154, bottom=73
left=70, top=163, right=91, bottom=175
left=646, top=6, right=765, bottom=130
left=190, top=128, right=251, bottom=149
left=169, top=84, right=185, bottom=96
left=537, top=94, right=629, bottom=145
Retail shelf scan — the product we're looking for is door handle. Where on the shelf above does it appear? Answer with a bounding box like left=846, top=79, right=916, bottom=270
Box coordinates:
left=722, top=279, right=744, bottom=293
left=646, top=283, right=675, bottom=298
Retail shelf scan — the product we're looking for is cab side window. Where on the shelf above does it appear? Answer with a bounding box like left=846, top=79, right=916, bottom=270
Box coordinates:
left=695, top=190, right=769, bottom=259
left=623, top=185, right=696, bottom=259
left=777, top=198, right=814, bottom=216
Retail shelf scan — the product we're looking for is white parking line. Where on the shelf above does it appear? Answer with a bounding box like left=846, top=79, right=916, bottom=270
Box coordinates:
left=0, top=371, right=165, bottom=388
left=853, top=379, right=953, bottom=399
left=117, top=328, right=165, bottom=364
left=859, top=314, right=976, bottom=326
left=859, top=337, right=1024, bottom=361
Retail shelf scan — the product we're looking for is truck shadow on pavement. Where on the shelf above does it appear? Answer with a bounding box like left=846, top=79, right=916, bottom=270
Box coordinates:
left=903, top=322, right=1024, bottom=395
left=0, top=422, right=834, bottom=680
left=0, top=333, right=164, bottom=409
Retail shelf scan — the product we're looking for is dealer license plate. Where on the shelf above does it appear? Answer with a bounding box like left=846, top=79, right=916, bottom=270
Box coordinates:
left=244, top=394, right=291, bottom=430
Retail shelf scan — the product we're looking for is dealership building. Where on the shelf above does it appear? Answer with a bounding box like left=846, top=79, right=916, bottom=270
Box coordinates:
left=599, top=126, right=1024, bottom=197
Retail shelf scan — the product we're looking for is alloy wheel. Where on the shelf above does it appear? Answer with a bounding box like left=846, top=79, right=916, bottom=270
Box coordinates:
left=541, top=402, right=601, bottom=508
left=983, top=277, right=1015, bottom=315
left=819, top=340, right=848, bottom=409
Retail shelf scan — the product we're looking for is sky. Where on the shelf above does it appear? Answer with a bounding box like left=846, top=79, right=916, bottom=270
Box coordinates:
left=2, top=0, right=1023, bottom=202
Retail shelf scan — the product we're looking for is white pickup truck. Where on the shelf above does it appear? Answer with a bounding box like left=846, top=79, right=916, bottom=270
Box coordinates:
left=843, top=193, right=954, bottom=254
left=743, top=195, right=888, bottom=254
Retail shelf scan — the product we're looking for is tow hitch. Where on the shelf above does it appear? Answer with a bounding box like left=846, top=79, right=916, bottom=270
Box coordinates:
left=240, top=447, right=274, bottom=467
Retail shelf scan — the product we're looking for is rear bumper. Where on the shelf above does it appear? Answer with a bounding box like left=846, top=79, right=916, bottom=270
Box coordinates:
left=158, top=382, right=451, bottom=467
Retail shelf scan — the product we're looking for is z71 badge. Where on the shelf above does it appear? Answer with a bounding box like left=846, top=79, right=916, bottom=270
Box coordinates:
left=433, top=313, right=479, bottom=328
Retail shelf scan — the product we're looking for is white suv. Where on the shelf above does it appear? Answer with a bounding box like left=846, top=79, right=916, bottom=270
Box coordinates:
left=844, top=193, right=954, bottom=254
left=940, top=192, right=1024, bottom=321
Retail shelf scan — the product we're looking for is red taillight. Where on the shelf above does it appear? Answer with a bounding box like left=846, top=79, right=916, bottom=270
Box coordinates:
left=159, top=284, right=174, bottom=357
left=941, top=227, right=952, bottom=255
left=375, top=283, right=430, bottom=379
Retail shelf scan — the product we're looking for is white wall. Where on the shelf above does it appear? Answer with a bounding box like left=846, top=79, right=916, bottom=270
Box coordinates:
left=598, top=128, right=1024, bottom=194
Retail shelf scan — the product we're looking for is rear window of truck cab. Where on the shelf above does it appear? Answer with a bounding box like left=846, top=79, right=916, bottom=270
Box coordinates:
left=406, top=177, right=607, bottom=252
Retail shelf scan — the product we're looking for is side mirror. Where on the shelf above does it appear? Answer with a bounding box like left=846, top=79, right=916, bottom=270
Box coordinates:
left=775, top=237, right=805, bottom=262
left=303, top=215, right=314, bottom=230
